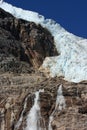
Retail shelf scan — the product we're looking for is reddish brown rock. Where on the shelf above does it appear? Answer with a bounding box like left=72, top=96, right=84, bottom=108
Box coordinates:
left=0, top=8, right=58, bottom=70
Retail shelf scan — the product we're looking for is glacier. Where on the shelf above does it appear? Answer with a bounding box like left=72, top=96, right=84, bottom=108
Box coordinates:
left=0, top=2, right=87, bottom=83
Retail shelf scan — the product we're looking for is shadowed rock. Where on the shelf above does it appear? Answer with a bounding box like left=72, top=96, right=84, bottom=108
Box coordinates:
left=0, top=8, right=58, bottom=72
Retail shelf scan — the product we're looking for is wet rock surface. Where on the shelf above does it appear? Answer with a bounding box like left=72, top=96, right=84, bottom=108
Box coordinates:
left=0, top=9, right=87, bottom=130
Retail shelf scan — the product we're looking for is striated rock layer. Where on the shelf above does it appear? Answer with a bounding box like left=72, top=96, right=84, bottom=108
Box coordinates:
left=0, top=9, right=87, bottom=130
left=0, top=8, right=57, bottom=72
left=0, top=73, right=87, bottom=130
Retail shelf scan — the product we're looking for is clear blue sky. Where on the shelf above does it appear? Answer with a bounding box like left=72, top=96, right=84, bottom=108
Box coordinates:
left=4, top=0, right=87, bottom=38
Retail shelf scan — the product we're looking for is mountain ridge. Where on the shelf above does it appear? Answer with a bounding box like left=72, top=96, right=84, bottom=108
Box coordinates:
left=0, top=2, right=87, bottom=83
left=0, top=3, right=87, bottom=130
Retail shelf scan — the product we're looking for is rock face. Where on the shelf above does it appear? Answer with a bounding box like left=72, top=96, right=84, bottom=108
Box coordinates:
left=0, top=9, right=87, bottom=130
left=0, top=8, right=57, bottom=71
left=0, top=74, right=87, bottom=130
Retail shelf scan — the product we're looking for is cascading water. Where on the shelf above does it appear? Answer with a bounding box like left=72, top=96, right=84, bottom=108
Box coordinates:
left=25, top=89, right=45, bottom=130
left=48, top=84, right=66, bottom=130
left=14, top=86, right=66, bottom=130
left=14, top=94, right=30, bottom=130
left=0, top=109, right=5, bottom=130
left=48, top=116, right=53, bottom=130
left=55, top=84, right=66, bottom=111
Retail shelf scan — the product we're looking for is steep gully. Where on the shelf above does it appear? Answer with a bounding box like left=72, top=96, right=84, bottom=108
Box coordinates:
left=13, top=85, right=66, bottom=130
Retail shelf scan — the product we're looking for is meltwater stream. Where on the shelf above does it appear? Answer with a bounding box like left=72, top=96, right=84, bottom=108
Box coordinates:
left=48, top=84, right=66, bottom=130
left=25, top=89, right=46, bottom=130
left=14, top=85, right=66, bottom=130
left=14, top=94, right=30, bottom=130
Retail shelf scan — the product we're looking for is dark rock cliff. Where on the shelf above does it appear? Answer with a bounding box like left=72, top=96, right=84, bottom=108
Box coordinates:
left=0, top=8, right=57, bottom=73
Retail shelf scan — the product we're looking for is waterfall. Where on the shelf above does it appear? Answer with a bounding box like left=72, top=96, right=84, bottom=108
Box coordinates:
left=25, top=89, right=45, bottom=130
left=14, top=86, right=66, bottom=130
left=55, top=84, right=66, bottom=111
left=48, top=84, right=66, bottom=130
left=48, top=116, right=53, bottom=130
left=14, top=94, right=30, bottom=130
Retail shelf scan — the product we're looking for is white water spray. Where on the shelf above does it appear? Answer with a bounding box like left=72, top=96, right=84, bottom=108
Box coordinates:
left=14, top=94, right=30, bottom=130
left=25, top=89, right=45, bottom=130
left=48, top=116, right=53, bottom=130
left=48, top=84, right=66, bottom=130
left=55, top=84, right=66, bottom=111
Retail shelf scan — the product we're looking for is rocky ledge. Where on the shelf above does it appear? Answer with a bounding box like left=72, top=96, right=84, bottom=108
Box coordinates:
left=0, top=9, right=87, bottom=130
left=0, top=73, right=87, bottom=130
